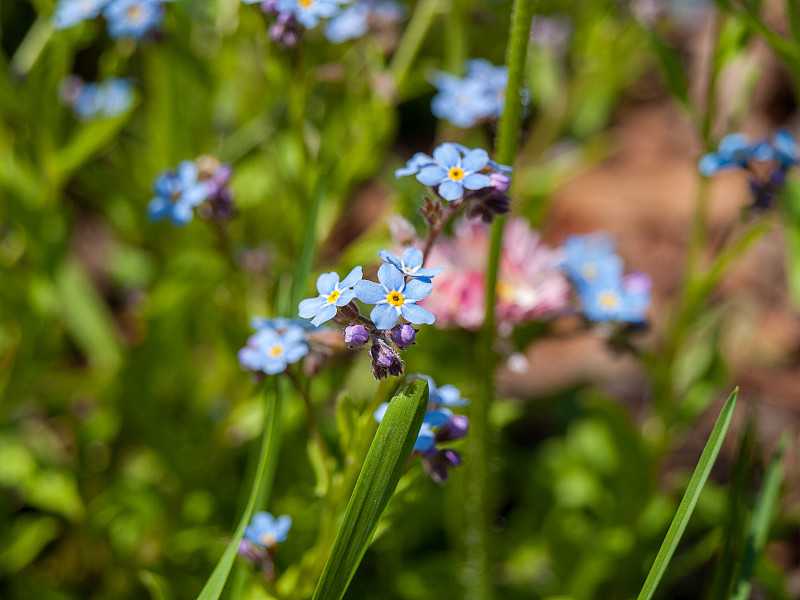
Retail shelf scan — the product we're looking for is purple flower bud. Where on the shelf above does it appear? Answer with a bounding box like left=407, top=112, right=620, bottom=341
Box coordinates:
left=435, top=414, right=469, bottom=442
left=390, top=323, right=418, bottom=349
left=260, top=0, right=279, bottom=14
left=489, top=172, right=511, bottom=193
left=370, top=339, right=403, bottom=379
left=421, top=448, right=462, bottom=484
left=344, top=324, right=370, bottom=348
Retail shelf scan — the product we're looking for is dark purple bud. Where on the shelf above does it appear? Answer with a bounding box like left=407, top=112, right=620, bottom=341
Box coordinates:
left=260, top=0, right=279, bottom=14
left=268, top=13, right=302, bottom=46
left=390, top=323, right=418, bottom=349
left=370, top=339, right=403, bottom=380
left=435, top=414, right=469, bottom=442
left=344, top=324, right=370, bottom=348
left=421, top=448, right=462, bottom=484
left=489, top=172, right=511, bottom=193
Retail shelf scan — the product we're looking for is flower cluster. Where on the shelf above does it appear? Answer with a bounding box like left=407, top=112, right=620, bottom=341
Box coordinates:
left=421, top=218, right=570, bottom=333
left=396, top=143, right=512, bottom=220
left=296, top=248, right=441, bottom=379
left=148, top=157, right=234, bottom=226
left=562, top=233, right=651, bottom=325
left=374, top=375, right=468, bottom=484
left=430, top=60, right=508, bottom=128
left=59, top=76, right=134, bottom=121
left=324, top=0, right=405, bottom=44
left=238, top=511, right=292, bottom=581
left=53, top=0, right=168, bottom=40
left=699, top=129, right=800, bottom=210
left=238, top=319, right=309, bottom=376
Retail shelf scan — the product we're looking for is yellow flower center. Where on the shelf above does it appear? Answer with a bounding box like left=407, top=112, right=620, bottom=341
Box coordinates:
left=582, top=264, right=597, bottom=280
left=448, top=167, right=464, bottom=181
left=598, top=291, right=619, bottom=309
left=269, top=345, right=284, bottom=357
left=327, top=289, right=341, bottom=303
left=127, top=5, right=143, bottom=20
left=387, top=291, right=404, bottom=306
left=259, top=533, right=277, bottom=546
left=170, top=191, right=181, bottom=203
left=299, top=0, right=313, bottom=7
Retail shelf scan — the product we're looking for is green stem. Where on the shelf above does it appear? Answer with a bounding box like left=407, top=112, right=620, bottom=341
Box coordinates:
left=444, top=0, right=468, bottom=75
left=389, top=0, right=442, bottom=93
left=462, top=1, right=536, bottom=599
left=10, top=17, right=52, bottom=77
left=789, top=0, right=800, bottom=44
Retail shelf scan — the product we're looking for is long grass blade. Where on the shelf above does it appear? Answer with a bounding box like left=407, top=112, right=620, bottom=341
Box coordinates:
left=311, top=378, right=429, bottom=600
left=636, top=389, right=738, bottom=600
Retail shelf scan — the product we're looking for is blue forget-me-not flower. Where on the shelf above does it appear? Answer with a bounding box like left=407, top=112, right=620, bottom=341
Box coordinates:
left=244, top=512, right=292, bottom=547
left=238, top=321, right=309, bottom=375
left=354, top=263, right=435, bottom=330
left=412, top=374, right=469, bottom=407
left=148, top=161, right=209, bottom=226
left=275, top=0, right=344, bottom=29
left=61, top=77, right=134, bottom=120
left=52, top=0, right=109, bottom=29
left=324, top=0, right=403, bottom=42
left=104, top=0, right=165, bottom=40
left=377, top=248, right=443, bottom=281
left=413, top=143, right=492, bottom=201
left=430, top=59, right=509, bottom=128
left=298, top=267, right=363, bottom=326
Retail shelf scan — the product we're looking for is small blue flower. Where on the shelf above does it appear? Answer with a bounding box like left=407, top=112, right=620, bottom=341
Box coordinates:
left=561, top=233, right=622, bottom=292
left=104, top=0, right=164, bottom=40
left=238, top=322, right=308, bottom=375
left=298, top=267, right=363, bottom=326
left=148, top=161, right=209, bottom=226
left=275, top=0, right=343, bottom=29
left=68, top=78, right=135, bottom=120
left=395, top=152, right=435, bottom=178
left=431, top=74, right=497, bottom=129
left=52, top=0, right=109, bottom=29
left=412, top=374, right=469, bottom=407
left=415, top=143, right=492, bottom=201
left=324, top=1, right=369, bottom=42
left=99, top=78, right=135, bottom=117
left=244, top=512, right=292, bottom=547
left=374, top=402, right=452, bottom=451
left=698, top=133, right=772, bottom=176
left=354, top=264, right=435, bottom=330
left=377, top=247, right=443, bottom=281
left=577, top=273, right=650, bottom=324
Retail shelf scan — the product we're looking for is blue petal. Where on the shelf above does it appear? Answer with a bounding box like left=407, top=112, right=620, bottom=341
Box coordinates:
left=414, top=267, right=444, bottom=278
left=339, top=265, right=363, bottom=289
left=438, top=179, right=464, bottom=201
left=373, top=402, right=390, bottom=423
left=147, top=197, right=170, bottom=221
left=177, top=160, right=198, bottom=187
left=169, top=202, right=194, bottom=226
left=402, top=278, right=433, bottom=301
left=354, top=280, right=386, bottom=304
left=273, top=515, right=292, bottom=542
left=401, top=247, right=423, bottom=270
left=336, top=289, right=355, bottom=306
left=698, top=153, right=726, bottom=177
left=424, top=408, right=452, bottom=427
left=400, top=302, right=435, bottom=325
left=316, top=271, right=340, bottom=295
left=377, top=263, right=404, bottom=291
left=436, top=384, right=468, bottom=406
left=461, top=148, right=489, bottom=172
left=378, top=249, right=403, bottom=269
left=371, top=303, right=400, bottom=330
left=462, top=172, right=491, bottom=190
left=284, top=342, right=308, bottom=364
left=416, top=165, right=448, bottom=186
left=718, top=134, right=750, bottom=161
left=263, top=355, right=288, bottom=375
left=414, top=426, right=436, bottom=451
left=183, top=183, right=209, bottom=207
left=432, top=143, right=461, bottom=168
left=299, top=296, right=326, bottom=318
left=310, top=303, right=337, bottom=326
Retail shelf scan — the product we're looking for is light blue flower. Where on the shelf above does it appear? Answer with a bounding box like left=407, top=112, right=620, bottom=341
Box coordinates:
left=412, top=374, right=469, bottom=407
left=698, top=133, right=772, bottom=176
left=431, top=74, right=497, bottom=128
left=238, top=322, right=308, bottom=375
left=377, top=248, right=443, bottom=281
left=415, top=143, right=492, bottom=201
left=67, top=78, right=134, bottom=120
left=275, top=0, right=343, bottom=29
left=324, top=0, right=370, bottom=42
left=577, top=271, right=651, bottom=324
left=395, top=152, right=435, bottom=178
left=244, top=512, right=292, bottom=547
left=298, top=267, right=363, bottom=326
left=52, top=0, right=109, bottom=29
left=374, top=402, right=452, bottom=451
left=561, top=233, right=622, bottom=292
left=354, top=263, right=435, bottom=330
left=104, top=0, right=164, bottom=40
left=147, top=161, right=209, bottom=227
left=99, top=78, right=135, bottom=117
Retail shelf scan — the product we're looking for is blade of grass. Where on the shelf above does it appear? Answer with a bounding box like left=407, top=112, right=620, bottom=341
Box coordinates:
left=195, top=386, right=283, bottom=600
left=730, top=433, right=789, bottom=600
left=311, top=378, right=429, bottom=600
left=636, top=389, right=738, bottom=600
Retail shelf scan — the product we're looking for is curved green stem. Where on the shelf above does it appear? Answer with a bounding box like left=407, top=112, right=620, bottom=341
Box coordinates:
left=389, top=0, right=443, bottom=94
left=462, top=1, right=536, bottom=599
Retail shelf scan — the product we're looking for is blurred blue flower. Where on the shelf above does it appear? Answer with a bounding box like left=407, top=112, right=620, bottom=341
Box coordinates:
left=244, top=512, right=292, bottom=547
left=415, top=143, right=492, bottom=201
left=148, top=161, right=209, bottom=226
left=373, top=402, right=452, bottom=451
left=377, top=247, right=443, bottom=281
left=562, top=233, right=622, bottom=292
left=53, top=0, right=108, bottom=29
left=275, top=0, right=343, bottom=29
left=104, top=0, right=164, bottom=39
left=698, top=133, right=771, bottom=176
left=298, top=267, right=363, bottom=326
left=430, top=60, right=509, bottom=128
left=238, top=322, right=308, bottom=375
left=412, top=374, right=469, bottom=407
left=354, top=263, right=435, bottom=330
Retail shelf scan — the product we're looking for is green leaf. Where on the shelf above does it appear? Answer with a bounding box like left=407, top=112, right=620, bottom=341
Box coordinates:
left=311, top=378, right=428, bottom=600
left=730, top=434, right=788, bottom=600
left=636, top=389, right=738, bottom=600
